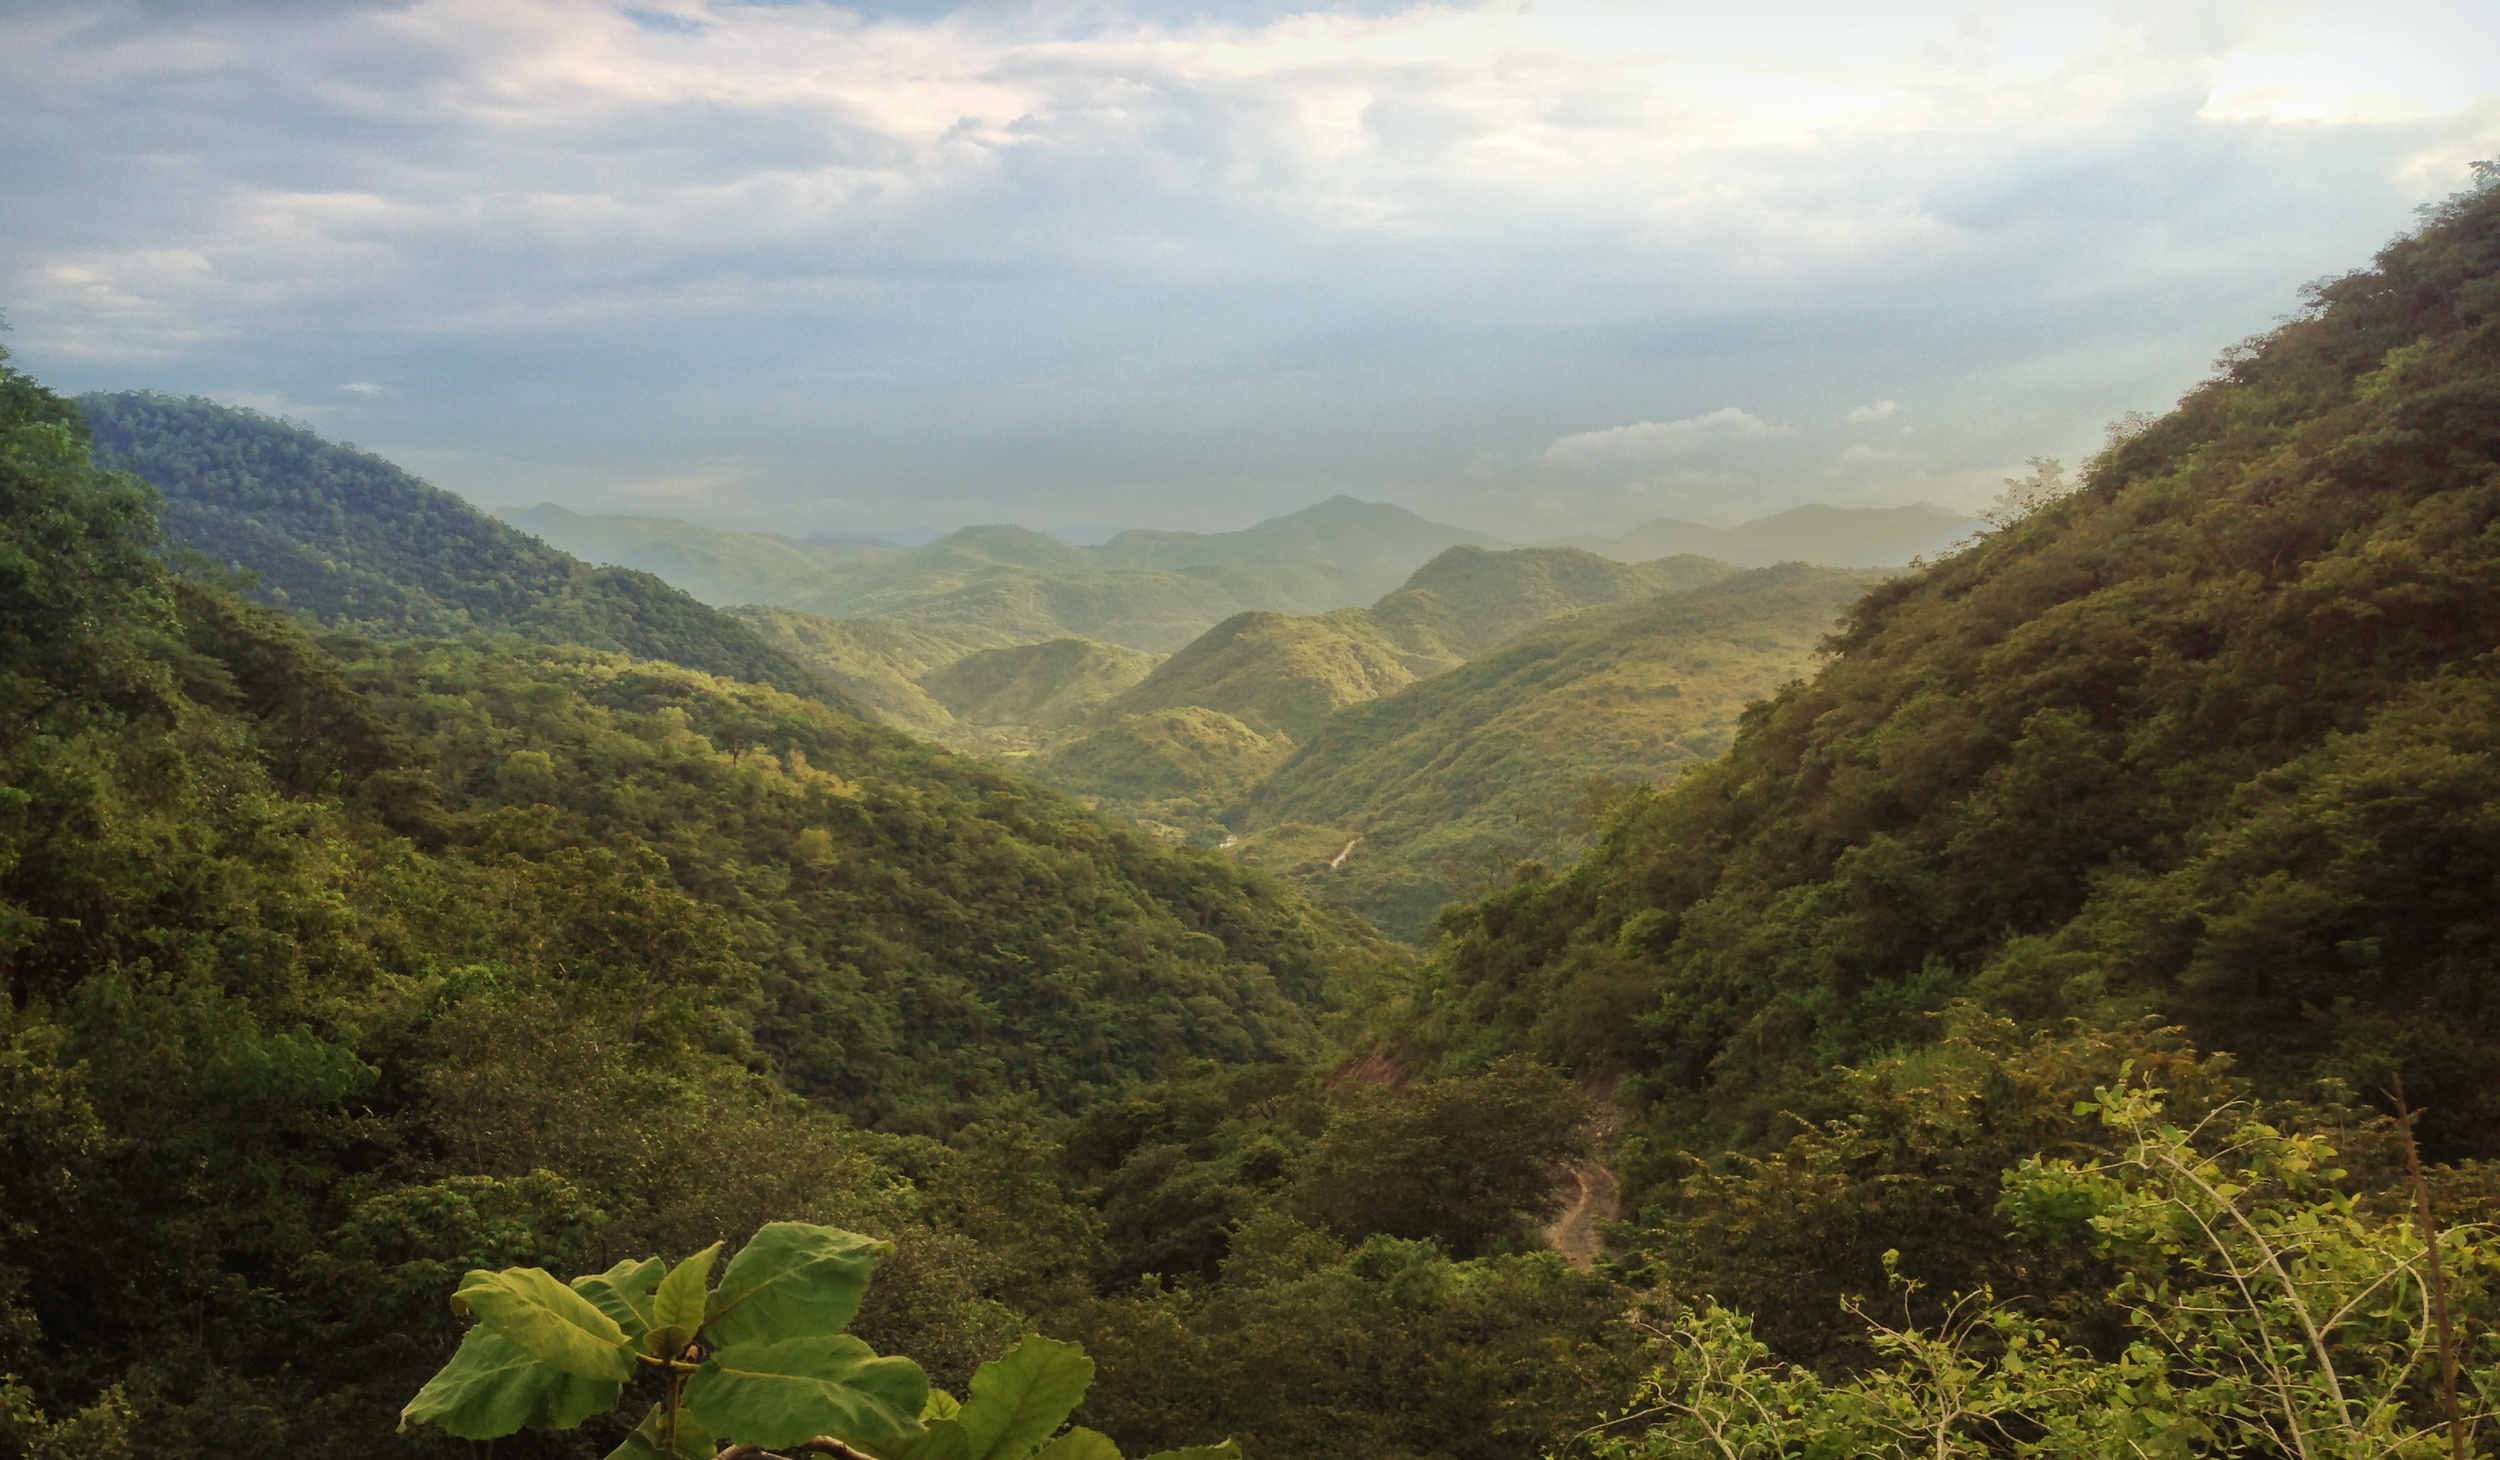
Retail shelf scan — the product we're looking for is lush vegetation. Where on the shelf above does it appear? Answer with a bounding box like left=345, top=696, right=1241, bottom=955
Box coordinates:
left=79, top=392, right=841, bottom=701
left=1417, top=172, right=2500, bottom=1187
left=2, top=349, right=1649, bottom=1460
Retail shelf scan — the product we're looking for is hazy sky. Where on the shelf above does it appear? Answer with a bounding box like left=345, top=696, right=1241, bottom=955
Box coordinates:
left=3, top=0, right=2494, bottom=538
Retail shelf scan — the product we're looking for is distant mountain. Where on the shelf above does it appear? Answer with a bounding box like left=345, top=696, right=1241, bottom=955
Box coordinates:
left=499, top=495, right=1508, bottom=653
left=1365, top=546, right=1737, bottom=673
left=1041, top=545, right=1735, bottom=776
left=1011, top=542, right=1827, bottom=931
left=1233, top=564, right=1873, bottom=937
left=79, top=393, right=850, bottom=704
left=1550, top=502, right=1980, bottom=568
left=505, top=503, right=899, bottom=606
left=1094, top=494, right=1504, bottom=584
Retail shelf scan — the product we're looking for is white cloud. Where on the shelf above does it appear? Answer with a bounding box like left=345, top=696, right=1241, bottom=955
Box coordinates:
left=1543, top=408, right=1783, bottom=467
left=340, top=381, right=382, bottom=395
left=1844, top=400, right=1898, bottom=423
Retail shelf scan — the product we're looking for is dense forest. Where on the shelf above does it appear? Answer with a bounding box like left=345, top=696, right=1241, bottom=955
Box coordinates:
left=3, top=174, right=2497, bottom=1460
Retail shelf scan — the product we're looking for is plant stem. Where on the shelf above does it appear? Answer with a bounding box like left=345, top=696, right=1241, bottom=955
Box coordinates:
left=2392, top=1075, right=2465, bottom=1460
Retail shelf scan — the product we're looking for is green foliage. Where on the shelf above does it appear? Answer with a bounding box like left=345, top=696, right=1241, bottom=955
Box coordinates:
left=1295, top=1057, right=1592, bottom=1256
left=0, top=354, right=1431, bottom=1458
left=1592, top=1085, right=2500, bottom=1460
left=1426, top=176, right=2500, bottom=1158
left=404, top=1224, right=931, bottom=1452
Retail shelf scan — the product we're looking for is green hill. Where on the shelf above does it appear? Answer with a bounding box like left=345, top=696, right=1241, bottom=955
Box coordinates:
left=1237, top=565, right=1872, bottom=937
left=920, top=637, right=1162, bottom=734
left=1423, top=175, right=2500, bottom=1167
left=1097, top=609, right=1421, bottom=742
left=79, top=392, right=844, bottom=701
left=1365, top=545, right=1737, bottom=671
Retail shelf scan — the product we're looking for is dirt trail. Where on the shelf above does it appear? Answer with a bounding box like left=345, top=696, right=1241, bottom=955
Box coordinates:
left=1544, top=1159, right=1619, bottom=1271
left=1328, top=836, right=1361, bottom=869
left=1543, top=1076, right=1625, bottom=1271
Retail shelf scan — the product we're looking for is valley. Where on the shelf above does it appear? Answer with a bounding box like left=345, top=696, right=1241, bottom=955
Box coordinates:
left=4, top=171, right=2496, bottom=1460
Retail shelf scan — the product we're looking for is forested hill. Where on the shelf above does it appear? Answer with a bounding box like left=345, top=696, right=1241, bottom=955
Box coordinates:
left=1425, top=174, right=2500, bottom=1170
left=79, top=391, right=845, bottom=701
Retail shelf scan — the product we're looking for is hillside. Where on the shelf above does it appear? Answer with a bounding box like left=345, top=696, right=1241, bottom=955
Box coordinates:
left=728, top=605, right=1011, bottom=739
left=1237, top=565, right=1872, bottom=937
left=920, top=637, right=1162, bottom=735
left=1424, top=175, right=2500, bottom=1167
left=79, top=392, right=843, bottom=700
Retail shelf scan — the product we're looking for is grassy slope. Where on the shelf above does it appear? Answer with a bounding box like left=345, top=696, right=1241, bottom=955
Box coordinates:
left=1239, top=565, right=1872, bottom=938
left=1423, top=177, right=2500, bottom=1164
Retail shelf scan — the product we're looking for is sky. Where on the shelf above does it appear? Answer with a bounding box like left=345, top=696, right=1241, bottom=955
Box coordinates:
left=2, top=0, right=2494, bottom=539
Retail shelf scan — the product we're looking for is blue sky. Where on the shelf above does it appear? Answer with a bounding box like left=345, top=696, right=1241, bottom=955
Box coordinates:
left=2, top=0, right=2493, bottom=537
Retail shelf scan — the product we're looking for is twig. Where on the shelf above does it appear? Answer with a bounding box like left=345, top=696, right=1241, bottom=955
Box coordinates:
left=2391, top=1075, right=2466, bottom=1460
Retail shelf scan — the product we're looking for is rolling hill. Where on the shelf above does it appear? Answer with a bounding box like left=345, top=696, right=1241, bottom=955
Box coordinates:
left=1232, top=564, right=1872, bottom=937
left=511, top=495, right=1505, bottom=654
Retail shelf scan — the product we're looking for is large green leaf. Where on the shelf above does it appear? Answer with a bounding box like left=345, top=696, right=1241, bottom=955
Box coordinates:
left=958, top=1336, right=1095, bottom=1460
left=454, top=1267, right=638, bottom=1380
left=650, top=1241, right=723, bottom=1358
left=573, top=1257, right=664, bottom=1340
left=1137, top=1445, right=1241, bottom=1460
left=400, top=1325, right=625, bottom=1439
left=874, top=1414, right=975, bottom=1460
left=1034, top=1428, right=1122, bottom=1460
left=601, top=1403, right=718, bottom=1460
left=702, top=1223, right=889, bottom=1348
left=682, top=1334, right=929, bottom=1451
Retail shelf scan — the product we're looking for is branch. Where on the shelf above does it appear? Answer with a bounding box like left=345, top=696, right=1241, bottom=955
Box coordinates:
left=715, top=1439, right=878, bottom=1460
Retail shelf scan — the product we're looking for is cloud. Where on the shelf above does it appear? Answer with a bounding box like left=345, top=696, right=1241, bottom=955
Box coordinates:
left=340, top=381, right=382, bottom=395
left=1844, top=400, right=1898, bottom=423
left=1543, top=408, right=1783, bottom=467
left=0, top=0, right=2493, bottom=537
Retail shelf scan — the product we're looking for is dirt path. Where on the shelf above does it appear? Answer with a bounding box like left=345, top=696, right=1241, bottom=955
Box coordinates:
left=1327, top=836, right=1361, bottom=869
left=1544, top=1078, right=1625, bottom=1270
left=1544, top=1158, right=1619, bottom=1271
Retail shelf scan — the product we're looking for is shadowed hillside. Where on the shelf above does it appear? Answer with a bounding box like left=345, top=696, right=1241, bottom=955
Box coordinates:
left=79, top=392, right=847, bottom=702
